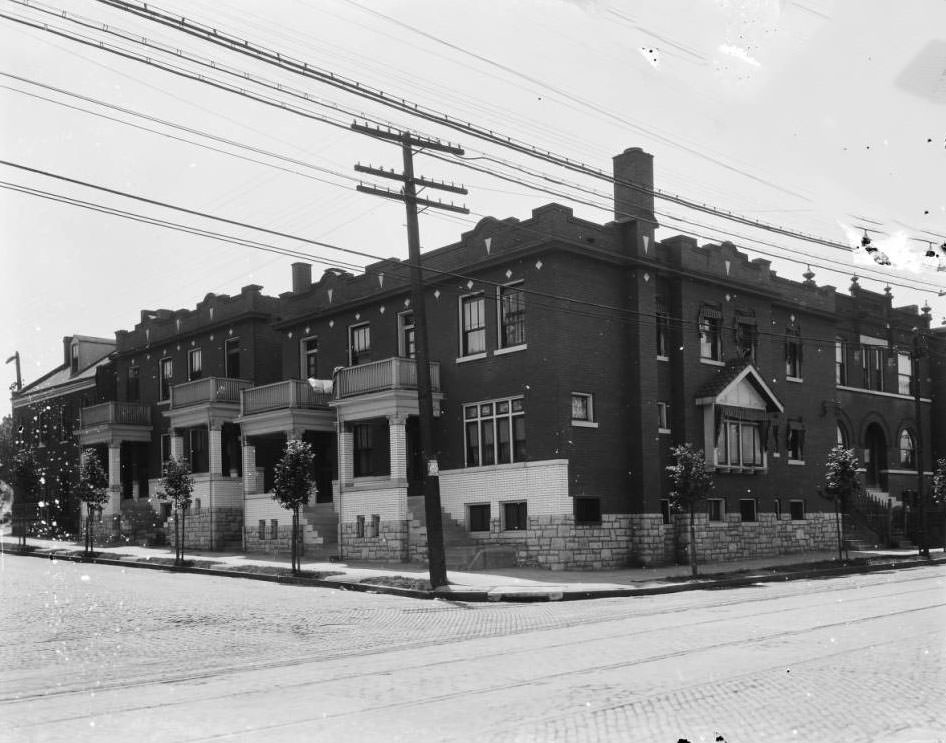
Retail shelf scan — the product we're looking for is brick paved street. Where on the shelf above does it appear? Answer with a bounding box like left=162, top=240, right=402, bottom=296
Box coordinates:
left=1, top=556, right=943, bottom=742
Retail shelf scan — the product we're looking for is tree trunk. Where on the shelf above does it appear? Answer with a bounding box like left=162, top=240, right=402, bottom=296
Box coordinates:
left=834, top=495, right=843, bottom=563
left=292, top=507, right=299, bottom=575
left=85, top=506, right=92, bottom=555
left=181, top=510, right=186, bottom=565
left=174, top=509, right=180, bottom=565
left=689, top=504, right=698, bottom=578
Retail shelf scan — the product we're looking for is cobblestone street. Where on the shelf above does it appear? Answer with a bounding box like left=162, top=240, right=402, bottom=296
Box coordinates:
left=1, top=556, right=944, bottom=742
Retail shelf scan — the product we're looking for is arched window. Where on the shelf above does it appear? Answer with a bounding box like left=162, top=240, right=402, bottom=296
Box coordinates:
left=898, top=429, right=916, bottom=468
left=837, top=423, right=849, bottom=448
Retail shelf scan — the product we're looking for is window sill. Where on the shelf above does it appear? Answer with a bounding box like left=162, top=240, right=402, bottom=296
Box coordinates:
left=786, top=376, right=804, bottom=384
left=656, top=355, right=669, bottom=362
left=456, top=352, right=487, bottom=364
left=715, top=465, right=766, bottom=475
left=571, top=420, right=598, bottom=428
left=700, top=358, right=725, bottom=367
left=787, top=459, right=805, bottom=466
left=494, top=344, right=527, bottom=356
left=658, top=427, right=671, bottom=435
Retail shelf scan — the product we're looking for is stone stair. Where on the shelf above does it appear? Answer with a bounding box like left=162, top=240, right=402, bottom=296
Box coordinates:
left=301, top=502, right=338, bottom=558
left=408, top=496, right=517, bottom=571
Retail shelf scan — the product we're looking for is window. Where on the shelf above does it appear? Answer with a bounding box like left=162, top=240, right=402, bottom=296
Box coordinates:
left=897, top=352, right=913, bottom=396
left=460, top=293, right=486, bottom=356
left=774, top=499, right=782, bottom=519
left=739, top=499, right=757, bottom=522
left=789, top=500, right=806, bottom=521
left=188, top=348, right=202, bottom=381
left=71, top=343, right=79, bottom=374
left=353, top=422, right=389, bottom=477
left=899, top=429, right=916, bottom=468
left=785, top=328, right=802, bottom=379
left=573, top=497, right=601, bottom=525
left=301, top=337, right=319, bottom=378
left=270, top=519, right=279, bottom=539
left=258, top=520, right=266, bottom=540
left=699, top=311, right=722, bottom=361
left=571, top=393, right=595, bottom=424
left=188, top=428, right=208, bottom=473
left=837, top=423, right=848, bottom=448
left=498, top=283, right=525, bottom=348
left=735, top=317, right=757, bottom=362
left=225, top=338, right=241, bottom=379
left=707, top=499, right=725, bottom=522
left=349, top=324, right=371, bottom=366
left=397, top=311, right=415, bottom=359
left=159, top=358, right=173, bottom=401
left=656, top=311, right=670, bottom=359
left=356, top=515, right=365, bottom=538
left=660, top=499, right=671, bottom=525
left=161, top=434, right=172, bottom=464
left=468, top=503, right=491, bottom=532
left=127, top=366, right=140, bottom=402
left=464, top=397, right=526, bottom=467
left=863, top=346, right=885, bottom=391
left=368, top=514, right=380, bottom=539
left=717, top=419, right=763, bottom=468
left=835, top=340, right=847, bottom=385
left=657, top=402, right=670, bottom=433
left=503, top=501, right=528, bottom=531
left=787, top=423, right=805, bottom=462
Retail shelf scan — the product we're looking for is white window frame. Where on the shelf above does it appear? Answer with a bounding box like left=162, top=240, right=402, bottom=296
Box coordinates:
left=397, top=311, right=415, bottom=359
left=835, top=339, right=847, bottom=386
left=70, top=342, right=79, bottom=374
left=496, top=282, right=526, bottom=353
left=716, top=418, right=764, bottom=469
left=899, top=429, right=916, bottom=468
left=657, top=401, right=671, bottom=434
left=464, top=397, right=526, bottom=467
left=348, top=323, right=371, bottom=366
left=459, top=292, right=486, bottom=359
left=571, top=392, right=597, bottom=428
left=187, top=348, right=202, bottom=381
left=897, top=352, right=913, bottom=396
left=300, top=336, right=319, bottom=379
left=699, top=315, right=722, bottom=362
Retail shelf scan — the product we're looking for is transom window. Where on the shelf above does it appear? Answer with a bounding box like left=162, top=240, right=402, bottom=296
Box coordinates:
left=464, top=397, right=526, bottom=467
left=349, top=324, right=371, bottom=366
left=460, top=293, right=486, bottom=356
left=717, top=418, right=763, bottom=468
left=188, top=348, right=202, bottom=381
left=498, top=283, right=526, bottom=348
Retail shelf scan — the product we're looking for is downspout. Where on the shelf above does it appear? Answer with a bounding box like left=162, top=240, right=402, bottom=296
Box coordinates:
left=333, top=367, right=344, bottom=561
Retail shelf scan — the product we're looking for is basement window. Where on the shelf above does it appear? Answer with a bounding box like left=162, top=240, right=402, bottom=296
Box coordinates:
left=468, top=503, right=491, bottom=532
left=573, top=497, right=601, bottom=525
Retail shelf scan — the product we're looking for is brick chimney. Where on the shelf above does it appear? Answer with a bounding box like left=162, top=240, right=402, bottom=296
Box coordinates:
left=291, top=262, right=312, bottom=294
left=612, top=147, right=657, bottom=227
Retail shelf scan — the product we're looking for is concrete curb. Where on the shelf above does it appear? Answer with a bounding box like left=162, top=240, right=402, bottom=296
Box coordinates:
left=5, top=545, right=944, bottom=603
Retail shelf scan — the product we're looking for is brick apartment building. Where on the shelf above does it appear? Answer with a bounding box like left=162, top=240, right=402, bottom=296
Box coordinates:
left=10, top=147, right=945, bottom=568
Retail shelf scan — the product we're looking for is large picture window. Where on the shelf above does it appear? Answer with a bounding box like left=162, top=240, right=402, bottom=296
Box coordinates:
left=460, top=294, right=486, bottom=356
left=498, top=283, right=525, bottom=349
left=717, top=418, right=763, bottom=468
left=464, top=397, right=525, bottom=467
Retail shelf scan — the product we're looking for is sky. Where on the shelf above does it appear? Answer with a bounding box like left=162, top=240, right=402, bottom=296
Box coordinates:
left=2, top=0, right=945, bottom=421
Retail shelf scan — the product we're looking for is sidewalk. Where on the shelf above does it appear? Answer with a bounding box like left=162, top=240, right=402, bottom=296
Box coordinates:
left=3, top=533, right=943, bottom=602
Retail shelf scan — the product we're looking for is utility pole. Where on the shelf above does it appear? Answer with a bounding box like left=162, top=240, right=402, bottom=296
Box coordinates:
left=5, top=351, right=21, bottom=391
left=351, top=122, right=469, bottom=588
left=913, top=330, right=929, bottom=557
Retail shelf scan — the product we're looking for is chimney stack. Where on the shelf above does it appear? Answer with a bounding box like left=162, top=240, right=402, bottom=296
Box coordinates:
left=612, top=147, right=657, bottom=227
left=291, top=262, right=312, bottom=294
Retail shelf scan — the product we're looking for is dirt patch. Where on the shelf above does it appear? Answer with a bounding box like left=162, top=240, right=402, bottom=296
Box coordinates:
left=360, top=575, right=433, bottom=591
left=221, top=564, right=342, bottom=579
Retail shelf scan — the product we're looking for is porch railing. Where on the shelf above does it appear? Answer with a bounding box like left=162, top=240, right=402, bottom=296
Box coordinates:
left=80, top=401, right=151, bottom=428
left=241, top=379, right=333, bottom=416
left=335, top=357, right=441, bottom=399
left=170, top=377, right=252, bottom=408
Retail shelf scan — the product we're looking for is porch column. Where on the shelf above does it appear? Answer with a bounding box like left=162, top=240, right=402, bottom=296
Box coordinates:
left=209, top=424, right=223, bottom=477
left=106, top=443, right=122, bottom=515
left=242, top=442, right=258, bottom=495
left=388, top=414, right=407, bottom=482
left=170, top=429, right=184, bottom=461
left=338, top=423, right=353, bottom=485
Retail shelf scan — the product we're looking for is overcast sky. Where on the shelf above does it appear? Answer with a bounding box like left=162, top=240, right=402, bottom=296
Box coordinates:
left=2, top=0, right=945, bottom=419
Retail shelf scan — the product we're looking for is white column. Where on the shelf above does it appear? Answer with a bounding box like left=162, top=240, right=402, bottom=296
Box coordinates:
left=339, top=425, right=354, bottom=485
left=242, top=443, right=257, bottom=495
left=388, top=415, right=407, bottom=482
left=170, top=431, right=184, bottom=461
left=106, top=443, right=122, bottom=515
left=209, top=425, right=223, bottom=477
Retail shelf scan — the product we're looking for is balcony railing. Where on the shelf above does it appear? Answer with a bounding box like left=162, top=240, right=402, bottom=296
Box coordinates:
left=241, top=380, right=333, bottom=416
left=170, top=377, right=253, bottom=408
left=335, top=357, right=441, bottom=399
left=80, top=401, right=151, bottom=428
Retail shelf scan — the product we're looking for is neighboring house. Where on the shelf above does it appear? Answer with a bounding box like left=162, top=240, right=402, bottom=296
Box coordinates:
left=11, top=147, right=945, bottom=567
left=10, top=335, right=116, bottom=535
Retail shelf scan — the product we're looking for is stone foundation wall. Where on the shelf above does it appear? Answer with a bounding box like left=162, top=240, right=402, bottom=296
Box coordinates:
left=164, top=508, right=243, bottom=550
left=340, top=520, right=408, bottom=562
left=628, top=514, right=676, bottom=566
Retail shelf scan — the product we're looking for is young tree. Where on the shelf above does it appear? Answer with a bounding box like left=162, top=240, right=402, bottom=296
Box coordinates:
left=11, top=447, right=42, bottom=547
left=75, top=448, right=109, bottom=555
left=157, top=456, right=194, bottom=566
left=823, top=445, right=863, bottom=562
left=272, top=439, right=315, bottom=575
left=931, top=458, right=946, bottom=554
left=667, top=444, right=715, bottom=578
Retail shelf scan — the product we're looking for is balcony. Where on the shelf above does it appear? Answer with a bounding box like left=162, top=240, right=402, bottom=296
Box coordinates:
left=335, top=358, right=441, bottom=399
left=236, top=379, right=335, bottom=437
left=80, top=401, right=151, bottom=428
left=78, top=402, right=152, bottom=446
left=241, top=380, right=332, bottom=416
left=169, top=377, right=253, bottom=409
